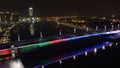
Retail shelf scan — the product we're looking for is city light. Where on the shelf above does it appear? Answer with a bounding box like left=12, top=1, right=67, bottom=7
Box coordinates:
left=34, top=42, right=113, bottom=68
left=109, top=43, right=112, bottom=47
left=18, top=30, right=120, bottom=52
left=10, top=59, right=24, bottom=68
left=85, top=52, right=88, bottom=56
left=102, top=46, right=105, bottom=50
left=115, top=43, right=118, bottom=46
left=59, top=60, right=62, bottom=64
left=94, top=48, right=97, bottom=54
left=42, top=65, right=44, bottom=68
left=1, top=1, right=120, bottom=68
left=73, top=55, right=76, bottom=60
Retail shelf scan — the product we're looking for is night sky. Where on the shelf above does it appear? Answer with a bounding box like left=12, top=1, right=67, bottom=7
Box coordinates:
left=0, top=0, right=120, bottom=16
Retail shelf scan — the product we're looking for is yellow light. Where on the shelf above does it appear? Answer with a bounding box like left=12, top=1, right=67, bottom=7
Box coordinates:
left=102, top=17, right=106, bottom=20
left=82, top=20, right=85, bottom=23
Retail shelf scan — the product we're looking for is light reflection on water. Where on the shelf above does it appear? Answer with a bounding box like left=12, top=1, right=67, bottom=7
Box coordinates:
left=30, top=24, right=35, bottom=36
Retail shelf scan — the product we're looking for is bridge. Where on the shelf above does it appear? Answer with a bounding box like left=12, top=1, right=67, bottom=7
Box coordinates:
left=0, top=21, right=120, bottom=68
left=0, top=29, right=120, bottom=68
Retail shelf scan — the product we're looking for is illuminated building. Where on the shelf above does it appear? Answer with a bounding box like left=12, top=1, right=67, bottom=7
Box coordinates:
left=5, top=11, right=11, bottom=24
left=0, top=11, right=20, bottom=24
left=0, top=12, right=6, bottom=22
left=11, top=13, right=19, bottom=22
left=28, top=7, right=34, bottom=23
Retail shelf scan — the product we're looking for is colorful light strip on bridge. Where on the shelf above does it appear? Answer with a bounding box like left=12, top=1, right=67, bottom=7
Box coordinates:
left=0, top=49, right=11, bottom=56
left=18, top=30, right=120, bottom=52
left=34, top=41, right=113, bottom=68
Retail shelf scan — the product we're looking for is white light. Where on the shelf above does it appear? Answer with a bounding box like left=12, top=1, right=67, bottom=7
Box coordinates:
left=86, top=27, right=89, bottom=32
left=74, top=28, right=76, bottom=34
left=59, top=60, right=62, bottom=64
left=111, top=25, right=114, bottom=30
left=102, top=46, right=105, bottom=50
left=73, top=55, right=76, bottom=59
left=42, top=65, right=44, bottom=68
left=59, top=29, right=62, bottom=36
left=29, top=7, right=33, bottom=10
left=109, top=43, right=112, bottom=47
left=85, top=52, right=88, bottom=56
left=116, top=43, right=118, bottom=46
left=104, top=25, right=107, bottom=31
left=10, top=59, right=24, bottom=68
left=118, top=24, right=120, bottom=28
left=107, top=30, right=120, bottom=34
left=40, top=32, right=43, bottom=38
left=94, top=48, right=97, bottom=54
left=96, top=26, right=98, bottom=30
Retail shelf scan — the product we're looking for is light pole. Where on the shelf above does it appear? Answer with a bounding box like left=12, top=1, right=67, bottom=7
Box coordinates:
left=40, top=32, right=43, bottom=39
left=74, top=28, right=76, bottom=34
left=59, top=29, right=62, bottom=36
left=104, top=25, right=107, bottom=31
left=96, top=26, right=98, bottom=31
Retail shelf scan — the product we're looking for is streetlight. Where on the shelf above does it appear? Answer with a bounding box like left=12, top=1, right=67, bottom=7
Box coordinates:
left=73, top=55, right=76, bottom=60
left=109, top=43, right=112, bottom=47
left=18, top=34, right=20, bottom=41
left=42, top=65, right=44, bottom=68
left=40, top=32, right=43, bottom=39
left=59, top=29, right=62, bottom=36
left=94, top=48, right=97, bottom=55
left=102, top=46, right=105, bottom=50
left=74, top=28, right=76, bottom=34
left=96, top=26, right=98, bottom=31
left=115, top=42, right=118, bottom=46
left=111, top=24, right=114, bottom=30
left=11, top=45, right=15, bottom=58
left=59, top=60, right=62, bottom=64
left=86, top=27, right=89, bottom=32
left=85, top=51, right=88, bottom=56
left=118, top=24, right=120, bottom=28
left=104, top=25, right=107, bottom=31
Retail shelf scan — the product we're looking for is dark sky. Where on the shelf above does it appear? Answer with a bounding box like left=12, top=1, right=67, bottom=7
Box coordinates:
left=0, top=0, right=120, bottom=16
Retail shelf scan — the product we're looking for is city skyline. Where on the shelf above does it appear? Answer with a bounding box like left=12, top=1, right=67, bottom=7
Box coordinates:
left=0, top=0, right=120, bottom=16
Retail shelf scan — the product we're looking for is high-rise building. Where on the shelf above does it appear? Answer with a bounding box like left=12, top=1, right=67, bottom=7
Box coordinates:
left=11, top=13, right=19, bottom=22
left=29, top=7, right=33, bottom=17
left=0, top=11, right=20, bottom=24
left=0, top=12, right=6, bottom=23
left=5, top=11, right=11, bottom=24
left=28, top=7, right=35, bottom=23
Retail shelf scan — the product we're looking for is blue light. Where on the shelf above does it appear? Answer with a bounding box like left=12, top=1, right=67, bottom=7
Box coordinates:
left=34, top=41, right=112, bottom=68
left=66, top=32, right=107, bottom=41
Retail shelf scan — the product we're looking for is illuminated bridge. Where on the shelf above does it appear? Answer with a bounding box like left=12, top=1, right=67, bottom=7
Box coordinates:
left=0, top=29, right=120, bottom=68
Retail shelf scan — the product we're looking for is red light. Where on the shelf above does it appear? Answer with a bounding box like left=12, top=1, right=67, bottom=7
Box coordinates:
left=1, top=50, right=10, bottom=55
left=51, top=39, right=67, bottom=44
left=51, top=54, right=65, bottom=61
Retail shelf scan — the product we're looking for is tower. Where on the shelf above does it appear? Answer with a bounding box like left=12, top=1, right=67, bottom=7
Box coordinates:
left=28, top=7, right=34, bottom=23
left=29, top=7, right=33, bottom=17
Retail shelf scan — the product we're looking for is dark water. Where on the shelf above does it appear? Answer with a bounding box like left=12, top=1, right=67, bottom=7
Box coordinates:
left=1, top=22, right=120, bottom=68
left=10, top=22, right=77, bottom=42
left=20, top=34, right=112, bottom=68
